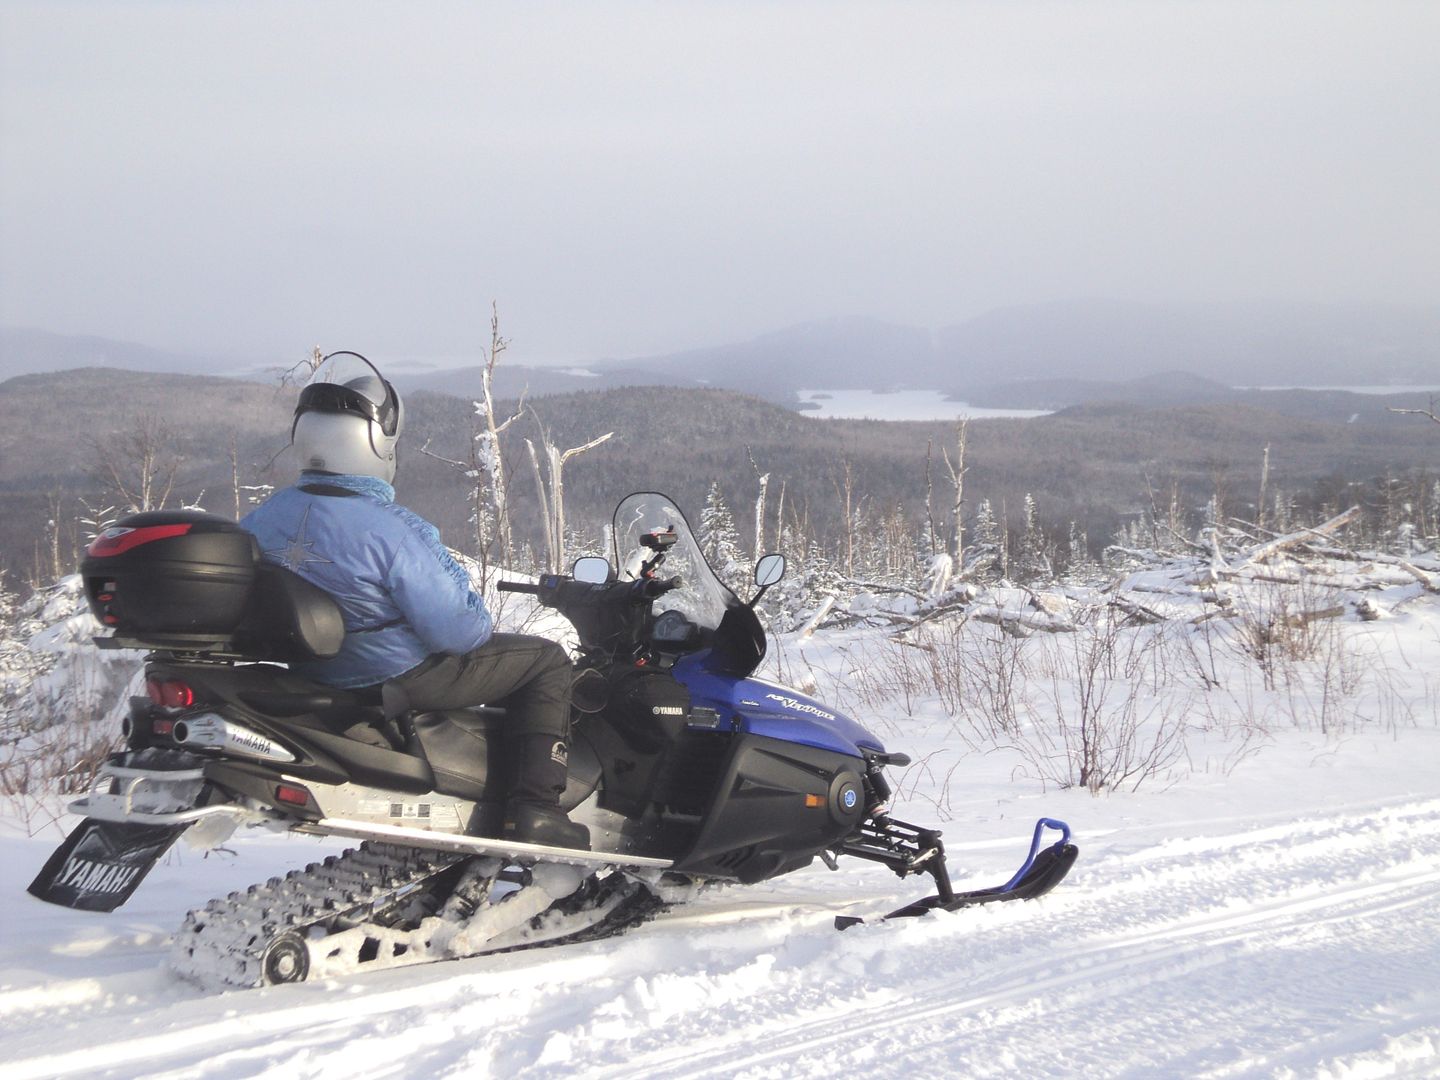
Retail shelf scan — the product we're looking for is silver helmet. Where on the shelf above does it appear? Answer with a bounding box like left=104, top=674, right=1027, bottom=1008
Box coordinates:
left=291, top=352, right=405, bottom=483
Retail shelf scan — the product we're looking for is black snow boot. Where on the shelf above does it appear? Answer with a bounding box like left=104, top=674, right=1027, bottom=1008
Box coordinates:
left=503, top=733, right=590, bottom=851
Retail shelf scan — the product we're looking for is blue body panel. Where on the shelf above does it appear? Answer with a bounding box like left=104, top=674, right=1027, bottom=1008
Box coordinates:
left=673, top=651, right=885, bottom=758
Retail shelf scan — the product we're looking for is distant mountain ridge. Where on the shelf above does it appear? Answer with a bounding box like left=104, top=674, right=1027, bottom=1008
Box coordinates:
left=606, top=302, right=1439, bottom=399
left=4, top=298, right=1436, bottom=409
left=934, top=299, right=1440, bottom=387
left=0, top=326, right=269, bottom=381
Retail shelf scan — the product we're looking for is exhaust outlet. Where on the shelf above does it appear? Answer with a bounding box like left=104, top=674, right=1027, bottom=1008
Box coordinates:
left=172, top=714, right=296, bottom=763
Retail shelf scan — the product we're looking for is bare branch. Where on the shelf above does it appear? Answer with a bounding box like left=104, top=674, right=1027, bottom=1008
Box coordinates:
left=275, top=345, right=326, bottom=389
left=1387, top=394, right=1440, bottom=426
left=558, top=431, right=615, bottom=464
left=417, top=438, right=472, bottom=472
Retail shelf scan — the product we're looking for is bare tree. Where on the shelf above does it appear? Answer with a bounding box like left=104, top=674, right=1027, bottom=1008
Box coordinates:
left=746, top=446, right=770, bottom=559
left=229, top=433, right=242, bottom=520
left=942, top=418, right=969, bottom=570
left=417, top=306, right=529, bottom=578
left=92, top=413, right=181, bottom=513
left=1257, top=444, right=1271, bottom=533
left=39, top=490, right=68, bottom=584
left=774, top=479, right=787, bottom=557
left=833, top=456, right=857, bottom=577
left=1142, top=470, right=1194, bottom=554
left=276, top=345, right=327, bottom=388
left=526, top=417, right=614, bottom=573
left=475, top=304, right=526, bottom=569
left=923, top=437, right=939, bottom=558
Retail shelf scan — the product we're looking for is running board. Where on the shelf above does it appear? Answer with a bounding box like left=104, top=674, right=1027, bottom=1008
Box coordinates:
left=305, top=817, right=674, bottom=871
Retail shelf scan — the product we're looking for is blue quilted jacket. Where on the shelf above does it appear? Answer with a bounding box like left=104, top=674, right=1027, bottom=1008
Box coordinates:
left=241, top=472, right=492, bottom=688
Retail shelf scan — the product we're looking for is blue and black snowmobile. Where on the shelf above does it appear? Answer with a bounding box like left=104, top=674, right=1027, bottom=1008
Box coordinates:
left=29, top=491, right=1076, bottom=988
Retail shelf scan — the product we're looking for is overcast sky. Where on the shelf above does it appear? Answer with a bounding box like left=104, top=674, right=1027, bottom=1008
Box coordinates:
left=1, top=1, right=1437, bottom=368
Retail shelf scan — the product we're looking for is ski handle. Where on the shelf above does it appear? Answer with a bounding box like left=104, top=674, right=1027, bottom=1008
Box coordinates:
left=1000, top=817, right=1072, bottom=893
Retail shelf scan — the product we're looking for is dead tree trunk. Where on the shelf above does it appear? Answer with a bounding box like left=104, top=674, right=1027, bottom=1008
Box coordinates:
left=476, top=304, right=526, bottom=573
left=527, top=424, right=614, bottom=572
left=1232, top=505, right=1361, bottom=568
left=943, top=418, right=969, bottom=571
left=747, top=447, right=770, bottom=560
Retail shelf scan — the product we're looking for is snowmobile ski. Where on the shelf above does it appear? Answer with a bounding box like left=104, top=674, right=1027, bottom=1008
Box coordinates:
left=834, top=818, right=1077, bottom=929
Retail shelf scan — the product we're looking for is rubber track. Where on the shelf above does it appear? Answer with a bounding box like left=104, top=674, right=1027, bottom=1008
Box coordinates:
left=167, top=842, right=464, bottom=990
left=167, top=845, right=671, bottom=991
left=495, top=874, right=670, bottom=955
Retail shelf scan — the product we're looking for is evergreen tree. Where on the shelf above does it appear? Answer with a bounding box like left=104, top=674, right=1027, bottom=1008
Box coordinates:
left=1014, top=493, right=1054, bottom=584
left=967, top=498, right=1005, bottom=582
left=697, top=482, right=746, bottom=591
left=1063, top=520, right=1099, bottom=583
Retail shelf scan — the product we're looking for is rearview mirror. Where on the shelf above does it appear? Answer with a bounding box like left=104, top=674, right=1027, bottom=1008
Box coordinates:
left=754, top=553, right=786, bottom=589
left=572, top=556, right=613, bottom=584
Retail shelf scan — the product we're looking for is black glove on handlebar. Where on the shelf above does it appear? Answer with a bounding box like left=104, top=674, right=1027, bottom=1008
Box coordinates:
left=632, top=576, right=681, bottom=600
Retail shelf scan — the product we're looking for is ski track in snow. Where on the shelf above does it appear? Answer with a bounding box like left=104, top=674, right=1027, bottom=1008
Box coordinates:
left=3, top=791, right=1438, bottom=1079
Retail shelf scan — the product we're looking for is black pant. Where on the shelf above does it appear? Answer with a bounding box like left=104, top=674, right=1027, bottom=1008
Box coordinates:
left=386, top=633, right=572, bottom=739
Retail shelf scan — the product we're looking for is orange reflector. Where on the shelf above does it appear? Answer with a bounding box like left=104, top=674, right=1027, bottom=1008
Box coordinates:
left=804, top=794, right=824, bottom=808
left=275, top=784, right=310, bottom=807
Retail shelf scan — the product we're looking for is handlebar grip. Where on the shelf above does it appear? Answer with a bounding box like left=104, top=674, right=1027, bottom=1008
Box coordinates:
left=635, top=575, right=682, bottom=599
left=497, top=581, right=542, bottom=594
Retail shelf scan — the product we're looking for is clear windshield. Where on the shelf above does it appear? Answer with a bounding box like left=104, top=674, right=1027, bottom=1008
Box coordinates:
left=612, top=492, right=739, bottom=631
left=307, top=351, right=390, bottom=409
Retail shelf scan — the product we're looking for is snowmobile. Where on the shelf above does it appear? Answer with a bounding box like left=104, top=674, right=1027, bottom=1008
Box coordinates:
left=29, top=491, right=1076, bottom=989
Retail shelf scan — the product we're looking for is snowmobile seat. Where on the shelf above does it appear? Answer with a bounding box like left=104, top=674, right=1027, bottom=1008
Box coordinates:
left=230, top=562, right=346, bottom=663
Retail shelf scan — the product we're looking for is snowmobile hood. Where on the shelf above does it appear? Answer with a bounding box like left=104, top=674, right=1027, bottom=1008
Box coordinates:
left=673, top=658, right=885, bottom=759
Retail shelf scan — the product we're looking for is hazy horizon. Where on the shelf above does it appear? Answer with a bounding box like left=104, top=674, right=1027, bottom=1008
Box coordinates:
left=3, top=2, right=1438, bottom=368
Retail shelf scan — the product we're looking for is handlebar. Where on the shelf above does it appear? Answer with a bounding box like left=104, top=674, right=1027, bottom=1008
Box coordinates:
left=495, top=572, right=693, bottom=656
left=635, top=575, right=682, bottom=599
left=496, top=581, right=541, bottom=594
left=497, top=575, right=680, bottom=601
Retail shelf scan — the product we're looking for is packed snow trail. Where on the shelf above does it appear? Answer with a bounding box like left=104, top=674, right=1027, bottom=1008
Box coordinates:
left=4, top=759, right=1438, bottom=1079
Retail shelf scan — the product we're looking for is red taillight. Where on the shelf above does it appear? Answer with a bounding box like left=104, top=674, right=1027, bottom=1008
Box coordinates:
left=146, top=677, right=196, bottom=708
left=152, top=719, right=176, bottom=736
left=275, top=784, right=311, bottom=807
left=86, top=523, right=193, bottom=557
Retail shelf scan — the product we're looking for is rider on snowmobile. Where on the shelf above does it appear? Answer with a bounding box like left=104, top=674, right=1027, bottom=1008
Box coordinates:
left=241, top=352, right=588, bottom=851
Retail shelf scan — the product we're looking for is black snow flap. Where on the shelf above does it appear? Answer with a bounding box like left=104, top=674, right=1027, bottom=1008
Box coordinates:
left=27, top=818, right=186, bottom=912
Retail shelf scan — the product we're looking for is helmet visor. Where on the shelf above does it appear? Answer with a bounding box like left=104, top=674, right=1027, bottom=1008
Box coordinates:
left=294, top=351, right=400, bottom=436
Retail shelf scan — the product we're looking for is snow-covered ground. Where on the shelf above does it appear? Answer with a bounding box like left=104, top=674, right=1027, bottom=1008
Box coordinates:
left=3, top=558, right=1438, bottom=1078
left=3, top=727, right=1437, bottom=1079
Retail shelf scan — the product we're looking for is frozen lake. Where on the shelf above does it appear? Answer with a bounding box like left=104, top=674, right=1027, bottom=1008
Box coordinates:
left=796, top=389, right=1051, bottom=421
left=1245, top=384, right=1440, bottom=394
left=797, top=383, right=1440, bottom=422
